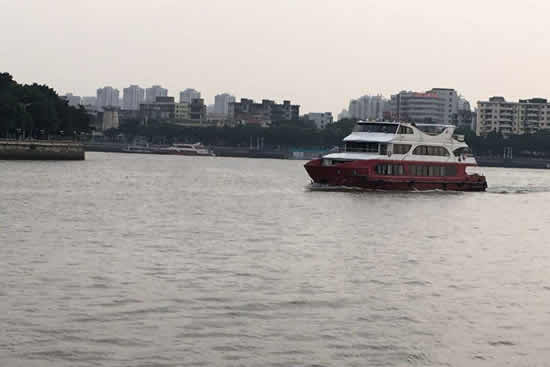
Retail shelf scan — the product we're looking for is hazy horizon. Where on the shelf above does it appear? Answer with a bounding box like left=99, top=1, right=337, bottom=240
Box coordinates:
left=2, top=0, right=550, bottom=115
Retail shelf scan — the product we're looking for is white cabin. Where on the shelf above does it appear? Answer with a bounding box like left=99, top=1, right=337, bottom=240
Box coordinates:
left=323, top=121, right=476, bottom=165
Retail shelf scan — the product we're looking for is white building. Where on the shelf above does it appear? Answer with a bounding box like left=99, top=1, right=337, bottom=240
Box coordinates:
left=476, top=97, right=550, bottom=136
left=145, top=85, right=168, bottom=103
left=96, top=87, right=120, bottom=110
left=214, top=93, right=235, bottom=115
left=348, top=95, right=387, bottom=121
left=180, top=88, right=201, bottom=104
left=122, top=85, right=145, bottom=110
left=390, top=88, right=464, bottom=125
left=62, top=93, right=81, bottom=107
left=304, top=112, right=333, bottom=129
left=427, top=88, right=459, bottom=125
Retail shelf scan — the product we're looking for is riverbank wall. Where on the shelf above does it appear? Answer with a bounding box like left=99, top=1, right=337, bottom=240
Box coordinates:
left=0, top=140, right=85, bottom=160
left=476, top=157, right=550, bottom=169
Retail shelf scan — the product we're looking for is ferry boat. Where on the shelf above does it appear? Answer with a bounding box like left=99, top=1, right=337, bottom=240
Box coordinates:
left=157, top=143, right=215, bottom=156
left=304, top=121, right=487, bottom=191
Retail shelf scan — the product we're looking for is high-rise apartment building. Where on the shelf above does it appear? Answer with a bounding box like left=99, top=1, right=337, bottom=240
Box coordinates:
left=139, top=96, right=176, bottom=124
left=476, top=97, right=550, bottom=136
left=145, top=85, right=168, bottom=103
left=214, top=93, right=235, bottom=115
left=96, top=87, right=120, bottom=110
left=347, top=95, right=387, bottom=121
left=180, top=88, right=201, bottom=104
left=122, top=85, right=145, bottom=110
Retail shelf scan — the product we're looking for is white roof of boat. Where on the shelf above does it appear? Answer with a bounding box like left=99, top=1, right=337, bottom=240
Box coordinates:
left=414, top=123, right=455, bottom=128
left=324, top=152, right=385, bottom=160
left=343, top=132, right=395, bottom=142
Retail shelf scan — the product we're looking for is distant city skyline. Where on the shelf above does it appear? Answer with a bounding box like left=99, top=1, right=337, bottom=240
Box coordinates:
left=3, top=0, right=550, bottom=116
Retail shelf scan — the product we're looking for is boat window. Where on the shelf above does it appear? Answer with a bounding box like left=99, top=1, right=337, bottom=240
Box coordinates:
left=353, top=123, right=398, bottom=134
left=345, top=142, right=379, bottom=153
left=398, top=126, right=414, bottom=134
left=380, top=144, right=387, bottom=155
left=413, top=145, right=450, bottom=156
left=322, top=159, right=353, bottom=166
left=453, top=147, right=473, bottom=157
left=446, top=166, right=457, bottom=176
left=375, top=164, right=405, bottom=176
left=421, top=165, right=429, bottom=176
left=393, top=144, right=412, bottom=154
left=408, top=165, right=457, bottom=176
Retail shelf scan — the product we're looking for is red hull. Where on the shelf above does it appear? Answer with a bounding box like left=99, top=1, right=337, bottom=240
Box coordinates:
left=304, top=158, right=487, bottom=192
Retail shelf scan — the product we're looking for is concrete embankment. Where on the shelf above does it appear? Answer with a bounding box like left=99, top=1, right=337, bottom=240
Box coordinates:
left=477, top=157, right=550, bottom=169
left=0, top=140, right=85, bottom=160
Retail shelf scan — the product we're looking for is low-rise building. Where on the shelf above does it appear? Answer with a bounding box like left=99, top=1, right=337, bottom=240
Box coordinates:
left=190, top=98, right=206, bottom=122
left=390, top=91, right=444, bottom=124
left=229, top=98, right=300, bottom=126
left=427, top=88, right=459, bottom=125
left=303, top=112, right=333, bottom=129
left=476, top=97, right=550, bottom=136
left=139, top=96, right=175, bottom=124
left=175, top=102, right=190, bottom=120
left=390, top=88, right=465, bottom=125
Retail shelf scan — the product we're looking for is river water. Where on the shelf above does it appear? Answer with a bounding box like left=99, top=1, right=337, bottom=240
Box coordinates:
left=1, top=152, right=549, bottom=366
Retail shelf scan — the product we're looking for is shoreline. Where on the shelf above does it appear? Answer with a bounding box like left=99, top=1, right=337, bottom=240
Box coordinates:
left=83, top=143, right=550, bottom=169
left=0, top=140, right=85, bottom=160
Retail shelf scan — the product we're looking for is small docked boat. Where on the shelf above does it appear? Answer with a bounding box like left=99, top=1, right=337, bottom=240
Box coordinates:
left=122, top=144, right=152, bottom=154
left=156, top=143, right=215, bottom=156
left=304, top=121, right=487, bottom=191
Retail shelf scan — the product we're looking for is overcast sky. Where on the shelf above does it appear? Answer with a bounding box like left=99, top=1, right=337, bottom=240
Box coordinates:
left=2, top=0, right=549, bottom=115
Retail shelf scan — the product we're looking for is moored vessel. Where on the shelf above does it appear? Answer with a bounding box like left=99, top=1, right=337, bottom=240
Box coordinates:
left=122, top=144, right=152, bottom=154
left=304, top=121, right=487, bottom=191
left=156, top=143, right=215, bottom=156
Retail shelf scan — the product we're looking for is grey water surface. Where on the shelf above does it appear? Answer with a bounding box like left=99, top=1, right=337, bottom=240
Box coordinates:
left=1, top=152, right=549, bottom=367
